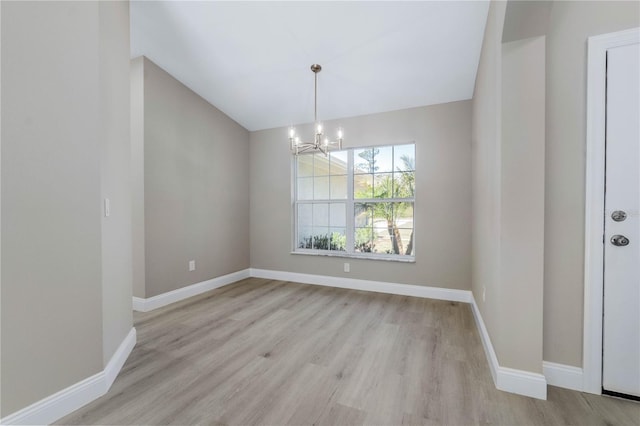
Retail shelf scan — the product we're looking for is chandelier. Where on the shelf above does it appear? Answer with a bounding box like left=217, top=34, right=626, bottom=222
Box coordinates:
left=289, top=64, right=343, bottom=155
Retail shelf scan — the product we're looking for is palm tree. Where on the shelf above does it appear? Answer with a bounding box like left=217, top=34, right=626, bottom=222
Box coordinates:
left=397, top=155, right=415, bottom=255
left=355, top=150, right=415, bottom=255
left=356, top=179, right=410, bottom=255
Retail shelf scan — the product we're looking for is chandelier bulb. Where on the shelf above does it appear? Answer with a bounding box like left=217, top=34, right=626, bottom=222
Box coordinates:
left=316, top=123, right=323, bottom=134
left=289, top=127, right=296, bottom=138
left=337, top=127, right=343, bottom=139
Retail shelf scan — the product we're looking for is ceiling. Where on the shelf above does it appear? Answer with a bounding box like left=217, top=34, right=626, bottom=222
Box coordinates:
left=130, top=1, right=489, bottom=132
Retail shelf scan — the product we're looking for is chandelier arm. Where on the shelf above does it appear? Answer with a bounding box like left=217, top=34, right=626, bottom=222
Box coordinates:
left=290, top=64, right=342, bottom=156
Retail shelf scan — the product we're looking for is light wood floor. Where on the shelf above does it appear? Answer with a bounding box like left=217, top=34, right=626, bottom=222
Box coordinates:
left=59, top=278, right=639, bottom=425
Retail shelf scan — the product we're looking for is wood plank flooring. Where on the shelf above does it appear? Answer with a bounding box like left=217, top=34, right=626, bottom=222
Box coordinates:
left=58, top=278, right=640, bottom=425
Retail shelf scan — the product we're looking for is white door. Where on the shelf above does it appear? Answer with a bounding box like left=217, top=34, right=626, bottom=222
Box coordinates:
left=602, top=42, right=640, bottom=398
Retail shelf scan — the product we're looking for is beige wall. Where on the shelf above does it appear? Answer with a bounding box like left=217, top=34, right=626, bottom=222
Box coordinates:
left=543, top=1, right=640, bottom=366
left=502, top=0, right=551, bottom=43
left=250, top=101, right=472, bottom=290
left=131, top=57, right=145, bottom=299
left=472, top=1, right=546, bottom=373
left=474, top=0, right=640, bottom=371
left=500, top=36, right=546, bottom=372
left=139, top=57, right=250, bottom=298
left=99, top=0, right=133, bottom=364
left=1, top=1, right=132, bottom=415
left=471, top=0, right=506, bottom=367
left=1, top=1, right=103, bottom=415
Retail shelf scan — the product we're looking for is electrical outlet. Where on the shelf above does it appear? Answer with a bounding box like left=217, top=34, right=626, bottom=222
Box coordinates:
left=344, top=263, right=350, bottom=273
left=482, top=286, right=486, bottom=302
left=104, top=198, right=110, bottom=217
left=189, top=260, right=196, bottom=271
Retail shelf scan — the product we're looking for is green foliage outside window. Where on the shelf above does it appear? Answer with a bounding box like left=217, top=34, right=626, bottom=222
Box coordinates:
left=299, top=232, right=346, bottom=251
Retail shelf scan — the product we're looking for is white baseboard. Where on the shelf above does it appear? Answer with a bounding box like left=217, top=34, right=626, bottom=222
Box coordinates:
left=470, top=296, right=500, bottom=384
left=0, top=373, right=105, bottom=426
left=1, top=327, right=136, bottom=425
left=104, top=328, right=137, bottom=390
left=133, top=268, right=251, bottom=312
left=470, top=297, right=547, bottom=400
left=543, top=361, right=584, bottom=392
left=497, top=367, right=547, bottom=400
left=249, top=268, right=472, bottom=303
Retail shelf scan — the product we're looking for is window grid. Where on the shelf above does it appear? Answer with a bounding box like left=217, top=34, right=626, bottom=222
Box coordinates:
left=294, top=144, right=415, bottom=259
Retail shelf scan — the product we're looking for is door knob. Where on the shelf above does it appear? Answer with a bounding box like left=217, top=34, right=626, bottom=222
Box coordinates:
left=611, top=210, right=627, bottom=222
left=610, top=234, right=630, bottom=246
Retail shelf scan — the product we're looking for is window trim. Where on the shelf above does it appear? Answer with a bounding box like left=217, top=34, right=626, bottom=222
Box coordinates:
left=292, top=142, right=416, bottom=262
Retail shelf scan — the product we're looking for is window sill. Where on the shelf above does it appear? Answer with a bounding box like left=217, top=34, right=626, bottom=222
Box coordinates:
left=290, top=250, right=416, bottom=263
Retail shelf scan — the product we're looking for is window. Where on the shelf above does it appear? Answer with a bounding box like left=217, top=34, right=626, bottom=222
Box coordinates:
left=294, top=143, right=415, bottom=260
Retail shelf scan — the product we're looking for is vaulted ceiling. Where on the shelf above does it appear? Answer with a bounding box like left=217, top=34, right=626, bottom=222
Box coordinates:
left=131, top=1, right=489, bottom=131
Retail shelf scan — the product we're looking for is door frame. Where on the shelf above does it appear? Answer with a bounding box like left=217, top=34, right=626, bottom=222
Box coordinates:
left=584, top=27, right=640, bottom=395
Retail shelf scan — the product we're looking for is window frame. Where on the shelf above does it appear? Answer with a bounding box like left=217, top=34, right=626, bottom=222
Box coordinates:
left=292, top=142, right=416, bottom=262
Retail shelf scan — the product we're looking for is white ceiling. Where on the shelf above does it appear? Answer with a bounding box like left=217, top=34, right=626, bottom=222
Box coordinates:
left=130, top=1, right=489, bottom=131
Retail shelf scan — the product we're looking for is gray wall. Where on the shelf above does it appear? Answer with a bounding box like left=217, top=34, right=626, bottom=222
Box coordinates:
left=471, top=1, right=546, bottom=373
left=502, top=0, right=551, bottom=43
left=131, top=57, right=145, bottom=299
left=471, top=0, right=506, bottom=369
left=138, top=57, right=250, bottom=298
left=543, top=1, right=640, bottom=367
left=250, top=102, right=472, bottom=290
left=500, top=36, right=546, bottom=372
left=1, top=1, right=132, bottom=415
left=2, top=1, right=102, bottom=415
left=99, top=0, right=133, bottom=364
left=474, top=0, right=640, bottom=372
